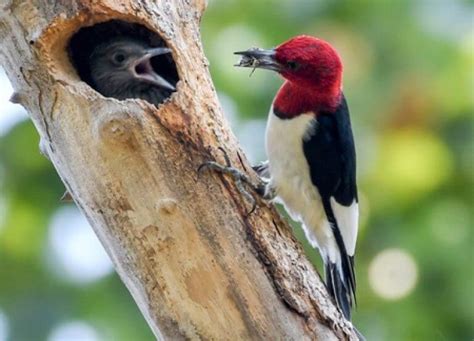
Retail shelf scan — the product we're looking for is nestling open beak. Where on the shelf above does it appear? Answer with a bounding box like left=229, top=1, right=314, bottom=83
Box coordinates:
left=234, top=48, right=281, bottom=72
left=131, top=47, right=175, bottom=91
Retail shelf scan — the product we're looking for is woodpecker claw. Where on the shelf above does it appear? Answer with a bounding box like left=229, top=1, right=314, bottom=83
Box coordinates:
left=198, top=148, right=264, bottom=215
left=217, top=146, right=232, bottom=167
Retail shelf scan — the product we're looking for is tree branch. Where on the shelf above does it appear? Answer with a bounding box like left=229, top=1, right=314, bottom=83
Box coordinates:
left=0, top=0, right=357, bottom=339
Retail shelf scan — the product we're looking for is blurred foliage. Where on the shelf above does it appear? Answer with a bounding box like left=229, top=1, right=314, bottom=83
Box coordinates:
left=0, top=0, right=473, bottom=340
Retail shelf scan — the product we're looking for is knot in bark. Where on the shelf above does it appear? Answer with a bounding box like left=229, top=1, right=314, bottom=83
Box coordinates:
left=156, top=198, right=178, bottom=214
left=95, top=111, right=137, bottom=144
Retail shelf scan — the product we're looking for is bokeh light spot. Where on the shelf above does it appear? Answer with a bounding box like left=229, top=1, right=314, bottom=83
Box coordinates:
left=374, top=129, right=453, bottom=202
left=236, top=119, right=267, bottom=163
left=369, top=248, right=418, bottom=300
left=217, top=91, right=239, bottom=127
left=0, top=68, right=29, bottom=136
left=0, top=309, right=9, bottom=341
left=46, top=206, right=114, bottom=284
left=47, top=321, right=100, bottom=341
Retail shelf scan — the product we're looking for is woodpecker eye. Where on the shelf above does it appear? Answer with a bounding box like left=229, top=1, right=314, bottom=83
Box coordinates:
left=287, top=61, right=300, bottom=71
left=112, top=52, right=126, bottom=65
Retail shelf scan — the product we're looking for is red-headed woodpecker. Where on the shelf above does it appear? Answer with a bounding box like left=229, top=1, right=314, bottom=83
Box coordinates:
left=201, top=35, right=358, bottom=321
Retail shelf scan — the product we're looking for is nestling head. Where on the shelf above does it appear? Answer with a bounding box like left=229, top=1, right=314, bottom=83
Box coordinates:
left=89, top=38, right=175, bottom=99
left=235, top=35, right=343, bottom=91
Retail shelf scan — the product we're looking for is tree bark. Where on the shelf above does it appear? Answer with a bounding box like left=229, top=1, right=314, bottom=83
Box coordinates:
left=0, top=1, right=357, bottom=340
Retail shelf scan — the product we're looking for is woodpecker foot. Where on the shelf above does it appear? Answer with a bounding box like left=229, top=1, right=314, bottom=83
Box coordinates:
left=199, top=148, right=271, bottom=215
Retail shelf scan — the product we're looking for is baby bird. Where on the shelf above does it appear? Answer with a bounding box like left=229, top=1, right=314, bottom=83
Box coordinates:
left=89, top=38, right=176, bottom=106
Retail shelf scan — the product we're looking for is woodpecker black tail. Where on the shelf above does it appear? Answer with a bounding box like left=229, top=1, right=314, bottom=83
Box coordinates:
left=322, top=198, right=356, bottom=321
left=325, top=259, right=354, bottom=320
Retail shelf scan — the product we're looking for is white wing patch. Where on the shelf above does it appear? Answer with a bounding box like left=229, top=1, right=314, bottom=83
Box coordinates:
left=330, top=197, right=359, bottom=256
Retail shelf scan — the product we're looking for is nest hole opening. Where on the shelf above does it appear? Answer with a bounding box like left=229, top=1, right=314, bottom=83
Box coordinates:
left=68, top=20, right=179, bottom=107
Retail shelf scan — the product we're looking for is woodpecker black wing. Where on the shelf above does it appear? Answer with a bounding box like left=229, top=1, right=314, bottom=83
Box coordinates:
left=302, top=94, right=358, bottom=320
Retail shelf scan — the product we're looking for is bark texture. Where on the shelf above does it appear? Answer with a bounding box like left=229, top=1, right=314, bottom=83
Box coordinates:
left=0, top=0, right=358, bottom=339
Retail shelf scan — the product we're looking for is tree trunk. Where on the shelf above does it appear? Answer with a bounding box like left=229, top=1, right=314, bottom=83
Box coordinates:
left=0, top=1, right=357, bottom=340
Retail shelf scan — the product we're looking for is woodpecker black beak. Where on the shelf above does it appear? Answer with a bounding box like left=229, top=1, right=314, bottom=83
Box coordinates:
left=131, top=47, right=175, bottom=91
left=234, top=48, right=281, bottom=72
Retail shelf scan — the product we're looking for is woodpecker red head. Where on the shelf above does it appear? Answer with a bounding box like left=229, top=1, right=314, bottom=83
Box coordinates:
left=235, top=36, right=359, bottom=322
left=236, top=35, right=344, bottom=114
left=275, top=36, right=342, bottom=92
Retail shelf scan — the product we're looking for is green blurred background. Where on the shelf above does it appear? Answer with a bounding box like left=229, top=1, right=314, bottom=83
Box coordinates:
left=0, top=0, right=472, bottom=340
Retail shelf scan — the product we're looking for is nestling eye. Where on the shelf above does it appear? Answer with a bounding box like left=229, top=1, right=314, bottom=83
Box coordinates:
left=112, top=52, right=126, bottom=65
left=287, top=61, right=300, bottom=70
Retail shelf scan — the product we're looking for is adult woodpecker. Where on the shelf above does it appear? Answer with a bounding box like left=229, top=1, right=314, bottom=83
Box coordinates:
left=89, top=38, right=175, bottom=106
left=202, top=35, right=358, bottom=321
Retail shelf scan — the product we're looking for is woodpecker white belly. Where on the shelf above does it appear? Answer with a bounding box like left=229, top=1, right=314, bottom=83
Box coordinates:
left=265, top=109, right=340, bottom=262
